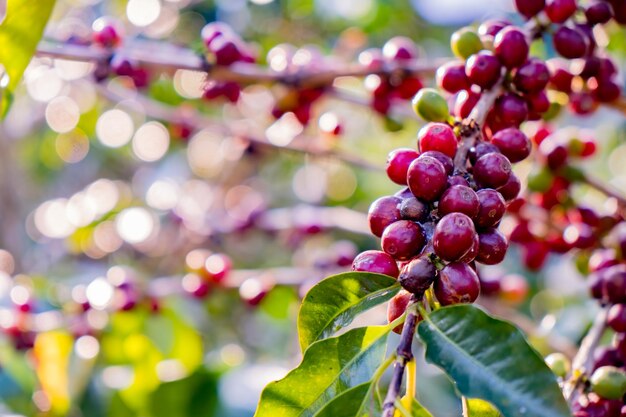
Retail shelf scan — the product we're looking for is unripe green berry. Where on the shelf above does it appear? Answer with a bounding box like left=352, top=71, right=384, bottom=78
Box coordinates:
left=451, top=27, right=483, bottom=59
left=526, top=166, right=553, bottom=192
left=412, top=88, right=449, bottom=122
left=590, top=366, right=626, bottom=400
left=544, top=353, right=570, bottom=378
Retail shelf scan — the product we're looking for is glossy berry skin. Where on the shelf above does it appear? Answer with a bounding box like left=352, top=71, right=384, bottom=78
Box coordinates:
left=545, top=0, right=577, bottom=23
left=548, top=59, right=574, bottom=93
left=448, top=175, right=469, bottom=187
left=553, top=26, right=588, bottom=59
left=607, top=304, right=626, bottom=333
left=478, top=19, right=510, bottom=37
left=526, top=91, right=551, bottom=117
left=515, top=0, right=545, bottom=18
left=590, top=77, right=621, bottom=103
left=454, top=90, right=480, bottom=119
left=387, top=290, right=415, bottom=334
left=439, top=185, right=480, bottom=218
left=497, top=174, right=521, bottom=201
left=514, top=58, right=550, bottom=93
left=433, top=213, right=477, bottom=262
left=398, top=256, right=437, bottom=295
left=386, top=148, right=419, bottom=185
left=352, top=250, right=399, bottom=278
left=493, top=93, right=529, bottom=128
left=602, top=265, right=626, bottom=304
left=399, top=197, right=427, bottom=222
left=434, top=262, right=480, bottom=306
left=586, top=1, right=614, bottom=25
left=475, top=189, right=506, bottom=228
left=466, top=51, right=502, bottom=89
left=381, top=220, right=425, bottom=261
left=436, top=61, right=470, bottom=93
left=473, top=153, right=512, bottom=189
left=491, top=128, right=531, bottom=163
left=477, top=228, right=509, bottom=265
left=494, top=27, right=529, bottom=69
left=368, top=196, right=401, bottom=237
left=420, top=151, right=453, bottom=175
left=407, top=156, right=448, bottom=202
left=418, top=123, right=458, bottom=158
left=469, top=142, right=500, bottom=165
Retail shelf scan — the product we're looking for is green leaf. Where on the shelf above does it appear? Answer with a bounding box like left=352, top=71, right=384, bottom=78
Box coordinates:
left=298, top=272, right=399, bottom=351
left=313, top=382, right=378, bottom=417
left=0, top=0, right=56, bottom=116
left=417, top=305, right=570, bottom=417
left=255, top=325, right=391, bottom=417
left=408, top=398, right=434, bottom=417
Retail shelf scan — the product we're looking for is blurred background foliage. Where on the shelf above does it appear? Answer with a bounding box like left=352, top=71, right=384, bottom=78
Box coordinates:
left=0, top=0, right=624, bottom=416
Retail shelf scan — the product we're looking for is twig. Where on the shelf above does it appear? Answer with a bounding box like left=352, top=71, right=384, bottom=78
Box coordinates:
left=563, top=306, right=609, bottom=405
left=36, top=40, right=442, bottom=88
left=453, top=80, right=503, bottom=172
left=96, top=82, right=381, bottom=171
left=581, top=173, right=626, bottom=207
left=382, top=300, right=420, bottom=417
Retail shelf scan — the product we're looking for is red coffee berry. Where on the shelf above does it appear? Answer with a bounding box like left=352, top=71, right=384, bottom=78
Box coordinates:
left=381, top=220, right=425, bottom=260
left=553, top=26, right=589, bottom=59
left=436, top=61, right=470, bottom=93
left=92, top=17, right=122, bottom=48
left=607, top=304, right=626, bottom=333
left=398, top=256, right=437, bottom=295
left=454, top=90, right=481, bottom=118
left=475, top=189, right=506, bottom=228
left=439, top=185, right=480, bottom=218
left=352, top=250, right=400, bottom=278
left=514, top=58, right=550, bottom=93
left=602, top=265, right=626, bottom=304
left=478, top=19, right=510, bottom=37
left=494, top=27, right=529, bottom=69
left=469, top=142, right=500, bottom=165
left=368, top=196, right=402, bottom=237
left=548, top=58, right=574, bottom=93
left=498, top=174, right=521, bottom=201
left=434, top=262, right=480, bottom=305
left=387, top=290, right=414, bottom=334
left=383, top=36, right=418, bottom=61
left=420, top=151, right=454, bottom=175
left=545, top=0, right=577, bottom=23
left=491, top=127, right=532, bottom=163
left=473, top=152, right=512, bottom=189
left=386, top=148, right=419, bottom=185
left=477, top=228, right=509, bottom=265
left=515, top=0, right=546, bottom=18
left=465, top=51, right=502, bottom=89
left=433, top=213, right=478, bottom=261
left=569, top=91, right=599, bottom=115
left=418, top=122, right=458, bottom=158
left=407, top=156, right=448, bottom=202
left=493, top=93, right=529, bottom=128
left=586, top=1, right=614, bottom=25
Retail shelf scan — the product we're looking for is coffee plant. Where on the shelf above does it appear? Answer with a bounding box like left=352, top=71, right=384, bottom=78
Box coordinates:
left=0, top=0, right=625, bottom=416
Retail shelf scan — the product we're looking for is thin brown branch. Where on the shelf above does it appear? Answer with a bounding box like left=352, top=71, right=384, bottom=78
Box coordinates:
left=382, top=300, right=419, bottom=417
left=563, top=306, right=609, bottom=405
left=582, top=172, right=626, bottom=207
left=96, top=82, right=381, bottom=171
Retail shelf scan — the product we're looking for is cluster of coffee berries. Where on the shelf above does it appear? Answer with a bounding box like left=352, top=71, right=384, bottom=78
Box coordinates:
left=352, top=82, right=533, bottom=330
left=359, top=37, right=424, bottom=116
left=517, top=0, right=624, bottom=115
left=506, top=126, right=619, bottom=270
left=201, top=22, right=255, bottom=103
left=439, top=21, right=553, bottom=134
left=564, top=228, right=626, bottom=416
left=265, top=44, right=330, bottom=125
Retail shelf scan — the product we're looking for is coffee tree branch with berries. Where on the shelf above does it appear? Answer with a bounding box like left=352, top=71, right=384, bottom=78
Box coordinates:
left=0, top=0, right=625, bottom=416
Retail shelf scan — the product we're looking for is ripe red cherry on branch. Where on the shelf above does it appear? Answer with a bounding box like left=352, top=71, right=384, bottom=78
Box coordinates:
left=368, top=196, right=402, bottom=237
left=465, top=51, right=502, bottom=89
left=494, top=27, right=529, bottom=69
left=381, top=220, right=425, bottom=260
left=553, top=26, right=589, bottom=59
left=515, top=0, right=545, bottom=18
left=352, top=250, right=400, bottom=278
left=387, top=290, right=417, bottom=334
left=418, top=123, right=458, bottom=158
left=473, top=152, right=512, bottom=188
left=491, top=128, right=531, bottom=163
left=477, top=228, right=509, bottom=265
left=545, top=0, right=578, bottom=23
left=433, top=213, right=478, bottom=261
left=407, top=156, right=448, bottom=202
left=420, top=151, right=454, bottom=175
left=493, top=93, right=529, bottom=129
left=475, top=189, right=506, bottom=228
left=434, top=262, right=480, bottom=305
left=386, top=148, right=419, bottom=185
left=398, top=256, right=437, bottom=295
left=436, top=61, right=470, bottom=93
left=438, top=185, right=480, bottom=218
left=478, top=19, right=510, bottom=37
left=514, top=58, right=550, bottom=93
